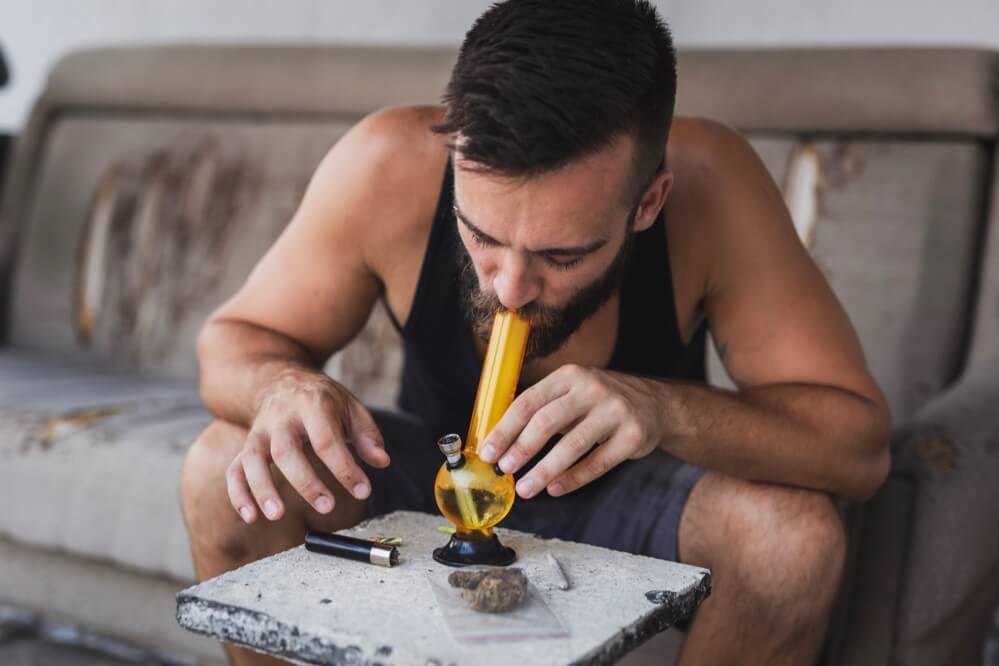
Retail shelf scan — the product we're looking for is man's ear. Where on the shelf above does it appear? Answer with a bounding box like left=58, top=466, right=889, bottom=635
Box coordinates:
left=633, top=169, right=673, bottom=232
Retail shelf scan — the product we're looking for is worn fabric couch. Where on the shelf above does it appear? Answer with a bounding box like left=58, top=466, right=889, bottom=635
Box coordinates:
left=0, top=46, right=996, bottom=665
left=0, top=46, right=11, bottom=209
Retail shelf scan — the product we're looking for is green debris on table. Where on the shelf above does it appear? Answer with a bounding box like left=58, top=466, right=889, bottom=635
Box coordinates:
left=371, top=536, right=402, bottom=546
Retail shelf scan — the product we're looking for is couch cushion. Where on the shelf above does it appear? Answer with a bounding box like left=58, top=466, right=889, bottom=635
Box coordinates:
left=0, top=349, right=208, bottom=582
left=9, top=115, right=351, bottom=378
left=0, top=537, right=225, bottom=663
left=709, top=136, right=990, bottom=421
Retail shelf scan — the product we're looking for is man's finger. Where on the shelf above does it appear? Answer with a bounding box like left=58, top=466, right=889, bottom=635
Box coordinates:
left=301, top=405, right=372, bottom=501
left=496, top=394, right=582, bottom=475
left=479, top=373, right=572, bottom=462
left=546, top=433, right=629, bottom=497
left=514, top=416, right=610, bottom=499
left=270, top=422, right=337, bottom=514
left=225, top=456, right=257, bottom=524
left=347, top=400, right=390, bottom=468
left=242, top=429, right=284, bottom=520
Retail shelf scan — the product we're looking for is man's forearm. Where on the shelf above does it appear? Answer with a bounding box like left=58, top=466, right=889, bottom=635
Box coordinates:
left=197, top=318, right=321, bottom=427
left=656, top=380, right=890, bottom=503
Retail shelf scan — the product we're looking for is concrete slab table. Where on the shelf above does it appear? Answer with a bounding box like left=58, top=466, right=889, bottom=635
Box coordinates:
left=176, top=510, right=711, bottom=665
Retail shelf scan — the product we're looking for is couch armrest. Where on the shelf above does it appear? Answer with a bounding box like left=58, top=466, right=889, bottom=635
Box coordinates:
left=825, top=363, right=999, bottom=666
left=884, top=361, right=999, bottom=665
left=891, top=362, right=999, bottom=483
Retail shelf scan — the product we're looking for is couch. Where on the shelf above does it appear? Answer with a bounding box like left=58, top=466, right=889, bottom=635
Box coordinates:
left=0, top=45, right=996, bottom=665
left=0, top=46, right=11, bottom=209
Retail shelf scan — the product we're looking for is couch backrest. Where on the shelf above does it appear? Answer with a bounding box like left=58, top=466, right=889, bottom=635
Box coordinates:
left=706, top=134, right=990, bottom=420
left=2, top=46, right=996, bottom=421
left=0, top=46, right=457, bottom=408
left=685, top=49, right=999, bottom=421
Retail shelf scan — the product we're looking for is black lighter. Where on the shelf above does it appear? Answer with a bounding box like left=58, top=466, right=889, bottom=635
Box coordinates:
left=304, top=530, right=400, bottom=567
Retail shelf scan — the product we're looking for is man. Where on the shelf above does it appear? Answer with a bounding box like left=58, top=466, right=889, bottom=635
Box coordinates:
left=181, top=1, right=890, bottom=664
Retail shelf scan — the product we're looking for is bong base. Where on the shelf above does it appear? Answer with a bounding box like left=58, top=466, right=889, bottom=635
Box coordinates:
left=433, top=532, right=517, bottom=567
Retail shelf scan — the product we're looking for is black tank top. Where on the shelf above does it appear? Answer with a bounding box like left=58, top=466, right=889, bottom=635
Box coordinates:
left=387, top=159, right=706, bottom=439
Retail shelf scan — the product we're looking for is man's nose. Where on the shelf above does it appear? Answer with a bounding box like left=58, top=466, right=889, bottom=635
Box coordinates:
left=492, top=254, right=541, bottom=311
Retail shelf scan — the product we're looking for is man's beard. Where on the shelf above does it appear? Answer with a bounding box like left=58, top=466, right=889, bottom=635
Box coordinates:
left=457, top=227, right=635, bottom=362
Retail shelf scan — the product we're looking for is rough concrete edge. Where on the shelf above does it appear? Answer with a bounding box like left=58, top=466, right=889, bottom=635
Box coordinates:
left=568, top=571, right=712, bottom=666
left=176, top=572, right=711, bottom=666
left=175, top=593, right=407, bottom=666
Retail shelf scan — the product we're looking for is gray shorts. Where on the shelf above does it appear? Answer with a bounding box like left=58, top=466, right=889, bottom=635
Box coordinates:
left=365, top=409, right=704, bottom=563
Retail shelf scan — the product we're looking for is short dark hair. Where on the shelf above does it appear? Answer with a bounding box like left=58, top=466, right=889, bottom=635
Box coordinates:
left=435, top=0, right=677, bottom=198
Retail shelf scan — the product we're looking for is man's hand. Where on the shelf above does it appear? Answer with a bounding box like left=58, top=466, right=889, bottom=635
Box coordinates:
left=226, top=366, right=390, bottom=524
left=478, top=364, right=666, bottom=498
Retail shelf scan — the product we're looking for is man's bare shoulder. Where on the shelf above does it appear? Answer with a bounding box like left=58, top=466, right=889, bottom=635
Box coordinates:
left=339, top=104, right=449, bottom=183
left=308, top=104, right=450, bottom=275
left=666, top=116, right=788, bottom=253
left=209, top=105, right=450, bottom=358
left=661, top=117, right=792, bottom=333
left=668, top=116, right=768, bottom=194
left=310, top=106, right=447, bottom=233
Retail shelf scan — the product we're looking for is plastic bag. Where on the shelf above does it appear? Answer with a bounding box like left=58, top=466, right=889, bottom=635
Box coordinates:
left=426, top=567, right=569, bottom=643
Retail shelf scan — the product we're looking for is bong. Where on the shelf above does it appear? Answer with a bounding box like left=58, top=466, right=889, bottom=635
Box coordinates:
left=433, top=310, right=529, bottom=566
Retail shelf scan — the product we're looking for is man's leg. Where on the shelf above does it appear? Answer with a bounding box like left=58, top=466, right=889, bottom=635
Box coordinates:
left=676, top=472, right=846, bottom=665
left=180, top=419, right=368, bottom=666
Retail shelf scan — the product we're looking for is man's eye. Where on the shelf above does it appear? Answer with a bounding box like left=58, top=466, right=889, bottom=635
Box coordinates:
left=545, top=256, right=583, bottom=271
left=471, top=231, right=498, bottom=248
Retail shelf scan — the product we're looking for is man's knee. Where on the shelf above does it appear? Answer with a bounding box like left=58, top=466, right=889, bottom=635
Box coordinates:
left=180, top=419, right=251, bottom=564
left=180, top=418, right=369, bottom=576
left=730, top=483, right=846, bottom=606
left=686, top=475, right=846, bottom=608
left=181, top=420, right=243, bottom=519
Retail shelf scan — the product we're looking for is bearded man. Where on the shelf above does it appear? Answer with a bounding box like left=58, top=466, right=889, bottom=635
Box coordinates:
left=181, top=1, right=890, bottom=664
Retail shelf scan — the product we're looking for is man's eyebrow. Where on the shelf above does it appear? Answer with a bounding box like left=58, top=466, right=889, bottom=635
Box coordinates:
left=452, top=203, right=608, bottom=257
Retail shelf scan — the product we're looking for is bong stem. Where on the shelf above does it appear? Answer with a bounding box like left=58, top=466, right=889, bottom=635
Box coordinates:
left=454, top=483, right=479, bottom=530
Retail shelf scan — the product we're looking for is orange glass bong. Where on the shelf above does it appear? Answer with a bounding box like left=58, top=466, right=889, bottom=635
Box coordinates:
left=433, top=310, right=530, bottom=566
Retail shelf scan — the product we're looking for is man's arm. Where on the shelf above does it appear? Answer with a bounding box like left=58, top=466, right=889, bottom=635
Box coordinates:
left=199, top=107, right=392, bottom=424
left=197, top=106, right=438, bottom=522
left=664, top=121, right=890, bottom=502
left=198, top=126, right=381, bottom=426
left=480, top=121, right=890, bottom=504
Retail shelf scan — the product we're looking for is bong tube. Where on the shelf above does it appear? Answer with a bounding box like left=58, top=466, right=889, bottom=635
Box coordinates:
left=454, top=310, right=530, bottom=530
left=467, top=310, right=531, bottom=456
